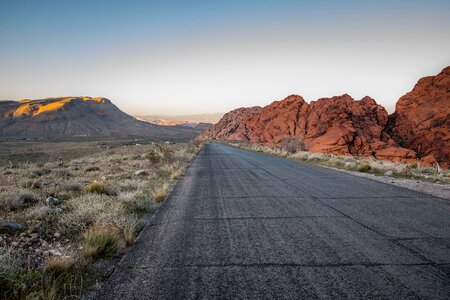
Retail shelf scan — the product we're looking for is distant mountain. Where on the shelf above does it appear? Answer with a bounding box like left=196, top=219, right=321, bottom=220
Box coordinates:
left=136, top=113, right=224, bottom=125
left=138, top=118, right=214, bottom=130
left=0, top=96, right=201, bottom=141
left=143, top=119, right=199, bottom=127
left=193, top=122, right=214, bottom=131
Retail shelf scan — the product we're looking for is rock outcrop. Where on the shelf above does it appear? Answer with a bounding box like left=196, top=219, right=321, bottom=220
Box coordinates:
left=198, top=67, right=449, bottom=166
left=198, top=94, right=416, bottom=163
left=0, top=96, right=201, bottom=140
left=197, top=106, right=263, bottom=142
left=386, top=67, right=449, bottom=168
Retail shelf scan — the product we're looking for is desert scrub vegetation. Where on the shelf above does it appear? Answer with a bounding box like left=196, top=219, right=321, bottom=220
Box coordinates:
left=228, top=142, right=450, bottom=184
left=0, top=141, right=201, bottom=299
left=83, top=225, right=119, bottom=259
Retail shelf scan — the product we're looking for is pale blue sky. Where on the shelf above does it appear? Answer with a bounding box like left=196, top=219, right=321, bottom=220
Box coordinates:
left=1, top=0, right=449, bottom=115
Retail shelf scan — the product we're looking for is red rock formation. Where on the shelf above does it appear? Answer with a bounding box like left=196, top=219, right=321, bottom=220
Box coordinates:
left=198, top=94, right=416, bottom=163
left=304, top=95, right=416, bottom=161
left=197, top=106, right=262, bottom=142
left=387, top=66, right=450, bottom=168
left=244, top=95, right=308, bottom=144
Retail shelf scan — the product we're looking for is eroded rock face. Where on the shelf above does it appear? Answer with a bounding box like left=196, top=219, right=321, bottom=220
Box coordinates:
left=197, top=106, right=262, bottom=142
left=197, top=94, right=416, bottom=163
left=304, top=95, right=415, bottom=161
left=386, top=66, right=450, bottom=168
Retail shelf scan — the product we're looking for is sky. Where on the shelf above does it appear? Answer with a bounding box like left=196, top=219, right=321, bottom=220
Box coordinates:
left=1, top=0, right=449, bottom=116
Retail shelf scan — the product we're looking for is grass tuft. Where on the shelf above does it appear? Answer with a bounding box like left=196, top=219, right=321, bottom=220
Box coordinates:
left=45, top=256, right=74, bottom=275
left=85, top=181, right=116, bottom=196
left=83, top=224, right=119, bottom=259
left=358, top=164, right=372, bottom=172
left=152, top=184, right=169, bottom=203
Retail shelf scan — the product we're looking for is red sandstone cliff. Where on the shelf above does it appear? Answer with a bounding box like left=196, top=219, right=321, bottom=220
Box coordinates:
left=198, top=94, right=415, bottom=162
left=386, top=67, right=449, bottom=167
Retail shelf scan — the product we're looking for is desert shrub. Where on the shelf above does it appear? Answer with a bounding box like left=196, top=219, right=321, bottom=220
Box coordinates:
left=17, top=191, right=37, bottom=204
left=0, top=246, right=36, bottom=299
left=291, top=151, right=310, bottom=161
left=344, top=161, right=357, bottom=169
left=56, top=195, right=106, bottom=235
left=55, top=191, right=72, bottom=202
left=358, top=164, right=372, bottom=172
left=156, top=168, right=173, bottom=179
left=113, top=214, right=140, bottom=247
left=170, top=167, right=183, bottom=179
left=61, top=183, right=82, bottom=192
left=342, top=156, right=357, bottom=163
left=40, top=258, right=86, bottom=300
left=307, top=152, right=328, bottom=163
left=281, top=138, right=306, bottom=154
left=0, top=191, right=36, bottom=211
left=85, top=182, right=117, bottom=196
left=53, top=169, right=72, bottom=178
left=124, top=230, right=136, bottom=247
left=327, top=157, right=346, bottom=167
left=119, top=180, right=141, bottom=192
left=146, top=150, right=161, bottom=164
left=30, top=167, right=51, bottom=178
left=0, top=246, right=23, bottom=279
left=83, top=224, right=119, bottom=259
left=45, top=256, right=74, bottom=275
left=152, top=183, right=169, bottom=203
left=20, top=179, right=42, bottom=189
left=124, top=189, right=153, bottom=214
left=156, top=144, right=175, bottom=166
left=109, top=165, right=124, bottom=173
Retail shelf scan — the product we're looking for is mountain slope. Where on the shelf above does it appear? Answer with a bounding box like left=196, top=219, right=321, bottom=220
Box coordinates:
left=0, top=96, right=200, bottom=140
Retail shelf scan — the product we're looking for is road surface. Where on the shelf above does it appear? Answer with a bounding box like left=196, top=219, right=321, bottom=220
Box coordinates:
left=99, top=143, right=450, bottom=299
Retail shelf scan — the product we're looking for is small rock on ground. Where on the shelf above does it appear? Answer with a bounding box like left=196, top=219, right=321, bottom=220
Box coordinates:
left=0, top=221, right=25, bottom=235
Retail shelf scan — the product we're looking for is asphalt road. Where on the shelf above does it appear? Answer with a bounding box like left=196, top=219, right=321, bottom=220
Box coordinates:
left=99, top=143, right=450, bottom=299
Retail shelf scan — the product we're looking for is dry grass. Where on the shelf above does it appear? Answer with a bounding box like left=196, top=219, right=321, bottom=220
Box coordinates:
left=152, top=183, right=169, bottom=203
left=85, top=181, right=117, bottom=196
left=229, top=142, right=450, bottom=184
left=45, top=256, right=74, bottom=274
left=83, top=224, right=119, bottom=259
left=0, top=191, right=36, bottom=211
left=0, top=141, right=201, bottom=298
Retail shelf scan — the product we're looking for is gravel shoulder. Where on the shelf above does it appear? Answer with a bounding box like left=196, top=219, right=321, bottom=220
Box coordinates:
left=323, top=166, right=450, bottom=200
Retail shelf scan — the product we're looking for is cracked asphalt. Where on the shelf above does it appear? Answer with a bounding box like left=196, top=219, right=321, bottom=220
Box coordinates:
left=99, top=143, right=450, bottom=299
